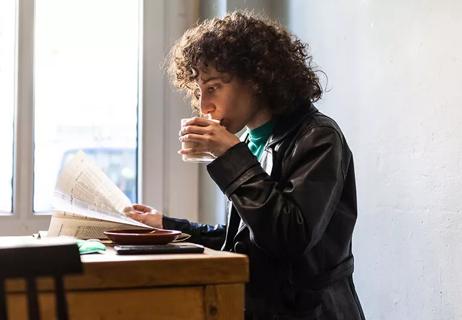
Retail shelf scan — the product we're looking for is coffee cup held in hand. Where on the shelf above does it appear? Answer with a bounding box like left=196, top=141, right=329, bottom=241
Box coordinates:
left=180, top=114, right=219, bottom=163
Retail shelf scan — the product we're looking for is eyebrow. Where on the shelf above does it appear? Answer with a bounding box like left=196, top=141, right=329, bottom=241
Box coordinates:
left=199, top=76, right=221, bottom=84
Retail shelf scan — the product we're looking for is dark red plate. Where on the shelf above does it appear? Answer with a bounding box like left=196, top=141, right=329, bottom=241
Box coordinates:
left=103, top=229, right=181, bottom=245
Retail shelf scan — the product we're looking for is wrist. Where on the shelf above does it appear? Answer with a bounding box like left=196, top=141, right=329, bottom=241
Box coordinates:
left=216, top=138, right=240, bottom=157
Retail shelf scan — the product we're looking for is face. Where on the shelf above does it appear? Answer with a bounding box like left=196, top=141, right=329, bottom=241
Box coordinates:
left=195, top=67, right=268, bottom=134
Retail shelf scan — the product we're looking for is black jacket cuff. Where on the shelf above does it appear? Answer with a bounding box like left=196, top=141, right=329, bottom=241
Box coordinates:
left=207, top=142, right=264, bottom=197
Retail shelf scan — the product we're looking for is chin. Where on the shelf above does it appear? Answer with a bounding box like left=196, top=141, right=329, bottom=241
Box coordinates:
left=222, top=119, right=244, bottom=134
left=231, top=125, right=246, bottom=135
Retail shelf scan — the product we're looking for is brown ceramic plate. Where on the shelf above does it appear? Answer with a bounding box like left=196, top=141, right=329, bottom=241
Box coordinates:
left=103, top=229, right=181, bottom=245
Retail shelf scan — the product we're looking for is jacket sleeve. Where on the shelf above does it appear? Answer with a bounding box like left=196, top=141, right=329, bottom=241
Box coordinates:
left=162, top=216, right=226, bottom=250
left=207, top=126, right=347, bottom=258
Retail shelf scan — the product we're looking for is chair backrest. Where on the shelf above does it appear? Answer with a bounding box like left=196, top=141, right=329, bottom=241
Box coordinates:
left=0, top=241, right=82, bottom=320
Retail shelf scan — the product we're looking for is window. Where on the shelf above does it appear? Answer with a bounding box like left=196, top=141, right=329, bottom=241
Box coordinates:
left=0, top=0, right=16, bottom=213
left=1, top=0, right=152, bottom=235
left=1, top=0, right=199, bottom=235
left=33, top=0, right=140, bottom=211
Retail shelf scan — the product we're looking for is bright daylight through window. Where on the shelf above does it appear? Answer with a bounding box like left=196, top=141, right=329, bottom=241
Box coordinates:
left=0, top=0, right=15, bottom=213
left=33, top=0, right=139, bottom=212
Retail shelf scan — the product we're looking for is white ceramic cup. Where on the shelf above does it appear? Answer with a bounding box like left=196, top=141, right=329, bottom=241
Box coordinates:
left=180, top=116, right=220, bottom=163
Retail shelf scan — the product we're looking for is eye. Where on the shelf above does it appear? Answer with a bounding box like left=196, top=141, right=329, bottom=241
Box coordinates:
left=207, top=86, right=216, bottom=94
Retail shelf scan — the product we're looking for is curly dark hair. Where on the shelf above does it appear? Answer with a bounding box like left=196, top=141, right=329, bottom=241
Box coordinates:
left=166, top=10, right=323, bottom=115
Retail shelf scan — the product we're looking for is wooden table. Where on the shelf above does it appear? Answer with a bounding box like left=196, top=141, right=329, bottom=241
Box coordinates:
left=5, top=244, right=249, bottom=319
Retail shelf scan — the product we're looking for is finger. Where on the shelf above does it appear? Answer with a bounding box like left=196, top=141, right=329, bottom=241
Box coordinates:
left=178, top=148, right=209, bottom=155
left=123, top=207, right=143, bottom=216
left=123, top=206, right=133, bottom=213
left=126, top=212, right=138, bottom=220
left=128, top=210, right=144, bottom=216
left=180, top=125, right=209, bottom=136
left=132, top=204, right=152, bottom=212
left=180, top=133, right=210, bottom=143
left=185, top=117, right=218, bottom=127
left=179, top=143, right=209, bottom=154
left=132, top=203, right=146, bottom=210
left=127, top=211, right=147, bottom=221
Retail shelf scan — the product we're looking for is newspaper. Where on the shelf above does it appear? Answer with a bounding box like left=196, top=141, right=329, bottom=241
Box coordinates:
left=47, top=150, right=151, bottom=239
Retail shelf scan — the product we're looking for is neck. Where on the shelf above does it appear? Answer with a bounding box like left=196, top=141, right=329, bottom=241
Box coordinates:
left=247, top=107, right=272, bottom=130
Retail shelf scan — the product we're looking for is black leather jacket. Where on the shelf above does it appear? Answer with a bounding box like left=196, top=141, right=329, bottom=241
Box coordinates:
left=163, top=103, right=365, bottom=319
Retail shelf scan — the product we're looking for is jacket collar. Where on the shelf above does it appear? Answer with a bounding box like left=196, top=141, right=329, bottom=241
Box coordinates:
left=267, top=101, right=318, bottom=147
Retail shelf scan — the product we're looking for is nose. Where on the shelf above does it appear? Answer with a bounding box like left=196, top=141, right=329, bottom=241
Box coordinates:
left=200, top=96, right=216, bottom=115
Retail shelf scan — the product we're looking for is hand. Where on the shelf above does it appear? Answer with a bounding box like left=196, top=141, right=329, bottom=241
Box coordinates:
left=179, top=117, right=240, bottom=158
left=124, top=204, right=164, bottom=229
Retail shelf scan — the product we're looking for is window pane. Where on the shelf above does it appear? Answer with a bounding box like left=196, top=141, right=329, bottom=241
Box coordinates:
left=34, top=0, right=139, bottom=212
left=0, top=1, right=16, bottom=213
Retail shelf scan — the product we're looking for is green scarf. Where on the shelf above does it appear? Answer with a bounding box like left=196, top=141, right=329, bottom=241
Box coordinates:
left=247, top=121, right=274, bottom=160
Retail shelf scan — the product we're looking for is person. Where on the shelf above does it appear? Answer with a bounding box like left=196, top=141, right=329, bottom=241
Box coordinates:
left=126, top=10, right=365, bottom=320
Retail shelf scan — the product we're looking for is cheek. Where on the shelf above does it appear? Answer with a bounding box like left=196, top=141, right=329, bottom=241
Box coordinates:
left=215, top=97, right=233, bottom=118
left=217, top=87, right=255, bottom=130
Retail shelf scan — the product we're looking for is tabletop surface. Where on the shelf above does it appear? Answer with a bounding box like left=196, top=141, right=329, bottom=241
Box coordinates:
left=3, top=237, right=249, bottom=292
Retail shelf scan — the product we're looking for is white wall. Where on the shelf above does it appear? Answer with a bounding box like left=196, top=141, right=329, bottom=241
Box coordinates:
left=162, top=1, right=202, bottom=221
left=287, top=0, right=462, bottom=319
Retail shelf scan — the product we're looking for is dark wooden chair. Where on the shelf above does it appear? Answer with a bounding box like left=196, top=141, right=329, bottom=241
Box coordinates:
left=0, top=241, right=82, bottom=320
